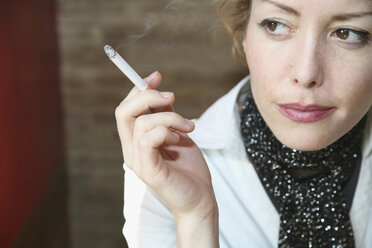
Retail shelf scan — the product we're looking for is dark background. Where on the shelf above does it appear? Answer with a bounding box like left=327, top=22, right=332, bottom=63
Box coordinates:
left=1, top=0, right=247, bottom=247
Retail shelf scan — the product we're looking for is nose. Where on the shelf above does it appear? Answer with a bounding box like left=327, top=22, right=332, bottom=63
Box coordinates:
left=290, top=36, right=324, bottom=89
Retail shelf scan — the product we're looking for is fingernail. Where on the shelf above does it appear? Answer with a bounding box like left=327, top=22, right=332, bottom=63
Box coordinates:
left=160, top=92, right=173, bottom=98
left=146, top=71, right=158, bottom=81
left=172, top=131, right=180, bottom=139
left=185, top=118, right=194, bottom=126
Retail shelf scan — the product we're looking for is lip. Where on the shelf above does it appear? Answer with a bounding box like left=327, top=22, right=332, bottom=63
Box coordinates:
left=277, top=103, right=335, bottom=122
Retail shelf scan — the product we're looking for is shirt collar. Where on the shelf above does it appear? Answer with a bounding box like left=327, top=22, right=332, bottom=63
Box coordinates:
left=189, top=76, right=250, bottom=157
left=362, top=109, right=372, bottom=159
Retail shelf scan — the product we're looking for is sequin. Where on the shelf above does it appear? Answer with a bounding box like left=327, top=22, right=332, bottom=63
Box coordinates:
left=240, top=92, right=366, bottom=248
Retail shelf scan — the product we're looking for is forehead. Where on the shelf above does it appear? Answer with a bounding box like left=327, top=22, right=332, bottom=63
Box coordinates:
left=253, top=0, right=372, bottom=15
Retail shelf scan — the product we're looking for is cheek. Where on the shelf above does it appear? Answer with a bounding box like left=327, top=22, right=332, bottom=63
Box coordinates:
left=243, top=30, right=291, bottom=100
left=342, top=79, right=372, bottom=117
left=331, top=57, right=372, bottom=114
left=244, top=32, right=271, bottom=79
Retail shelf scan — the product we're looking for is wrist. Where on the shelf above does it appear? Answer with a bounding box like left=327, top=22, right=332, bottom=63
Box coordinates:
left=175, top=206, right=219, bottom=248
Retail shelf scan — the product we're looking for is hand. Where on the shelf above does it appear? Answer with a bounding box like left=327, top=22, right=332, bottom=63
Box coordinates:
left=115, top=71, right=218, bottom=223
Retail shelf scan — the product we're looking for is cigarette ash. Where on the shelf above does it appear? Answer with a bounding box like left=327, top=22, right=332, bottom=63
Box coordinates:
left=104, top=45, right=117, bottom=58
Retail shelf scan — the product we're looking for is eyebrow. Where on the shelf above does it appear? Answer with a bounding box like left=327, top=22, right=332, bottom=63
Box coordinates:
left=262, top=0, right=372, bottom=21
left=332, top=12, right=372, bottom=21
left=262, top=0, right=300, bottom=16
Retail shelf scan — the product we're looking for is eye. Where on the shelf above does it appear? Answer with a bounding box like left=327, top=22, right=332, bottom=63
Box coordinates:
left=331, top=28, right=371, bottom=48
left=258, top=19, right=294, bottom=40
left=267, top=22, right=278, bottom=32
left=336, top=29, right=350, bottom=40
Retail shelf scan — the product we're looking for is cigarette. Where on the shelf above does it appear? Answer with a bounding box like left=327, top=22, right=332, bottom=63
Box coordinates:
left=104, top=45, right=149, bottom=91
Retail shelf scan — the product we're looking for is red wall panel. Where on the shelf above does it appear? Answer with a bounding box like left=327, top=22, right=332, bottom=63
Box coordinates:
left=0, top=1, right=63, bottom=247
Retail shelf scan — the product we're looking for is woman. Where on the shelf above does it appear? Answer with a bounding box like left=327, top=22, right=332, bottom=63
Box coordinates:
left=115, top=0, right=372, bottom=247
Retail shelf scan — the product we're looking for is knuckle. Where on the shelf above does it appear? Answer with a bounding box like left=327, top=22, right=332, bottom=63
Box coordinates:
left=114, top=104, right=125, bottom=119
left=158, top=125, right=169, bottom=136
left=161, top=111, right=180, bottom=123
left=115, top=102, right=137, bottom=125
left=134, top=115, right=148, bottom=132
left=162, top=111, right=174, bottom=119
left=137, top=134, right=150, bottom=150
left=171, top=111, right=183, bottom=120
left=137, top=125, right=168, bottom=150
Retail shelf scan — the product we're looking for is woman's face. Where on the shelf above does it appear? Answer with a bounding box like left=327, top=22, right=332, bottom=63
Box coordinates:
left=243, top=0, right=372, bottom=151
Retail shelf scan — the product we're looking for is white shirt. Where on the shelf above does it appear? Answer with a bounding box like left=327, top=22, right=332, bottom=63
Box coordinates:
left=123, top=76, right=372, bottom=248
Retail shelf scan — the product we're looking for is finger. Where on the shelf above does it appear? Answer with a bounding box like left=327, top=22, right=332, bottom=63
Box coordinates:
left=150, top=104, right=175, bottom=114
left=146, top=72, right=173, bottom=113
left=141, top=71, right=172, bottom=113
left=134, top=112, right=194, bottom=137
left=115, top=90, right=175, bottom=143
left=125, top=71, right=162, bottom=101
left=116, top=90, right=175, bottom=126
left=124, top=85, right=141, bottom=102
left=138, top=125, right=181, bottom=151
left=123, top=71, right=171, bottom=113
left=145, top=72, right=173, bottom=113
left=146, top=71, right=162, bottom=90
left=135, top=125, right=180, bottom=182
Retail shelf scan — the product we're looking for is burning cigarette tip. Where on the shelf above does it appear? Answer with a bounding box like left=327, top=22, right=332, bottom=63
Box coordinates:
left=103, top=44, right=149, bottom=91
left=104, top=45, right=117, bottom=59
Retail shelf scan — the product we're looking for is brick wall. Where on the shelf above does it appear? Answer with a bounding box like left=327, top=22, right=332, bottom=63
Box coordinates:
left=58, top=0, right=247, bottom=247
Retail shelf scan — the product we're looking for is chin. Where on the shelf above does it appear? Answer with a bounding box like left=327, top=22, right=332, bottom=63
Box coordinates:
left=273, top=130, right=340, bottom=152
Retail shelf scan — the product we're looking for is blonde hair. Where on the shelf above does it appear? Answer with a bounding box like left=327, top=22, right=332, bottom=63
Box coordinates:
left=220, top=0, right=252, bottom=58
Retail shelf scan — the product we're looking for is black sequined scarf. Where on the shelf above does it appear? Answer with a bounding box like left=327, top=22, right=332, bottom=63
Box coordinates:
left=240, top=91, right=366, bottom=248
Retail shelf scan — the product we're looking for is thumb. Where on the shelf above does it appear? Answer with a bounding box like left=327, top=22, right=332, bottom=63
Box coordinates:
left=144, top=71, right=162, bottom=90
